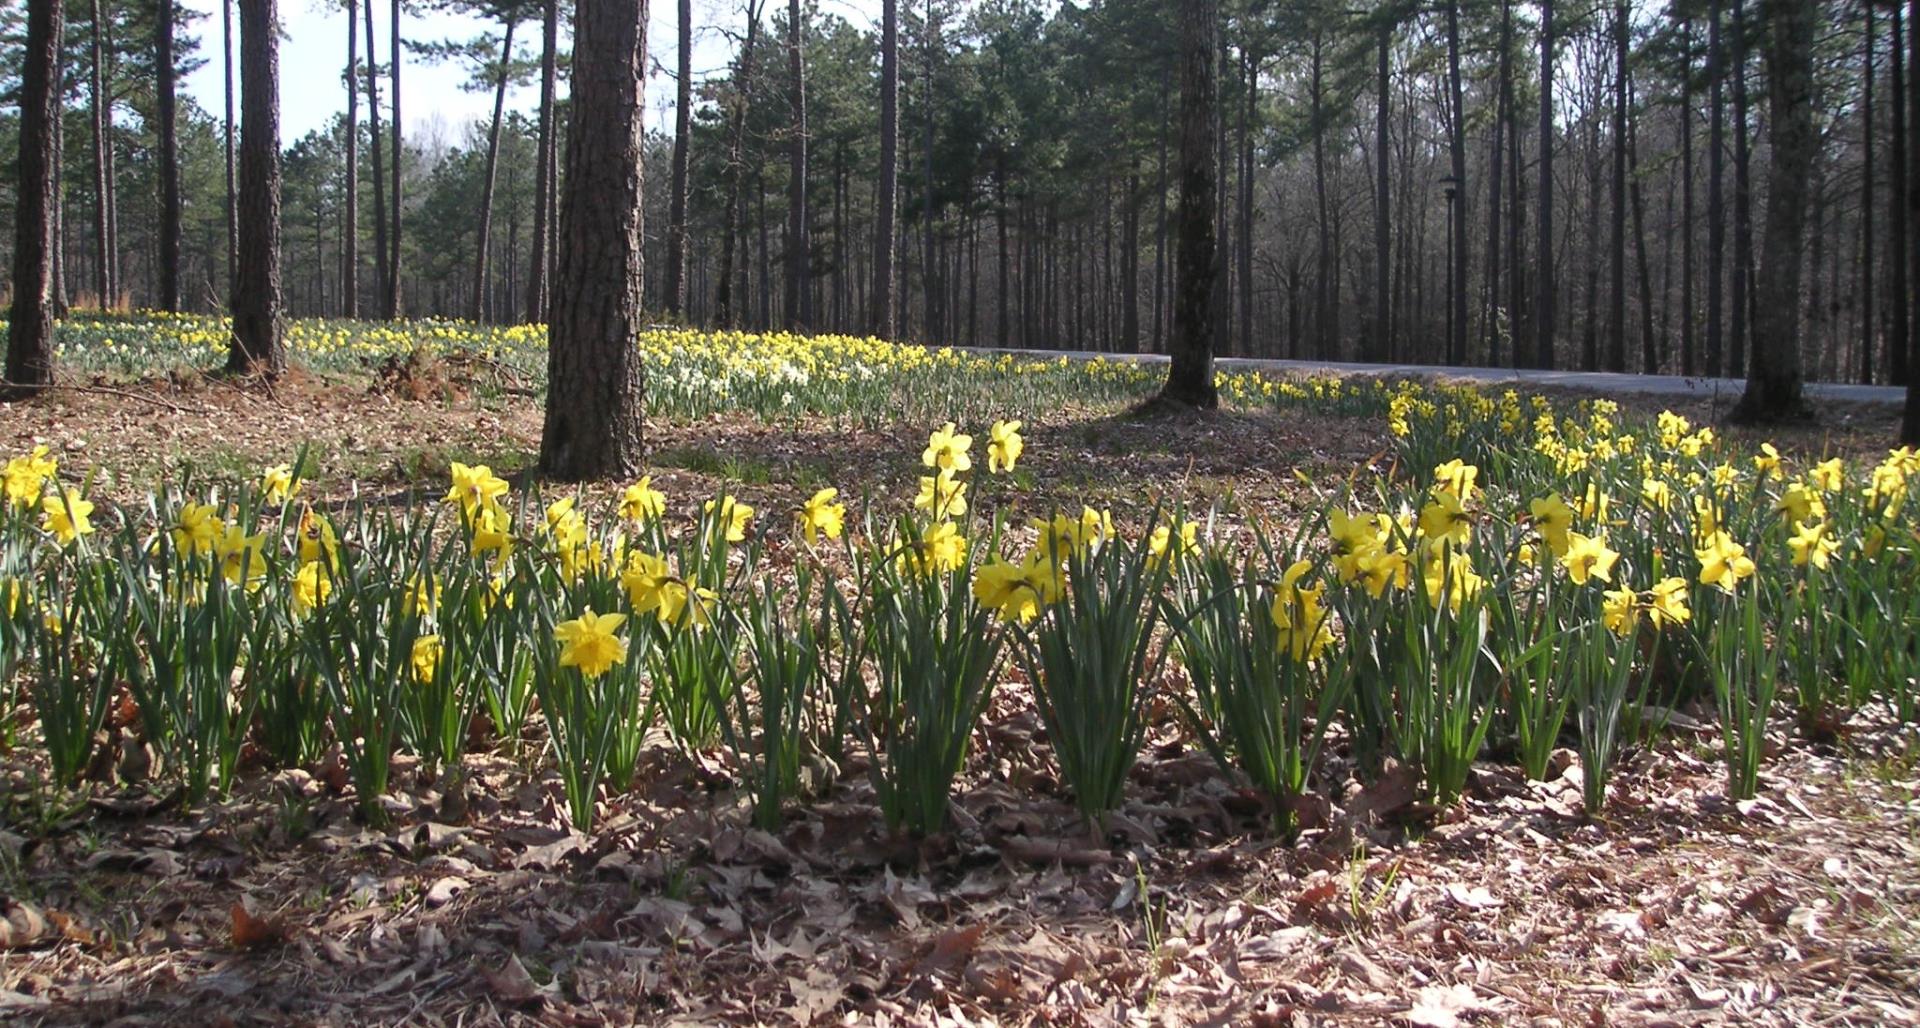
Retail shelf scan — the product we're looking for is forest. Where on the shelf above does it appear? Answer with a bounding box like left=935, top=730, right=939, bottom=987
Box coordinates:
left=1, top=0, right=1917, bottom=397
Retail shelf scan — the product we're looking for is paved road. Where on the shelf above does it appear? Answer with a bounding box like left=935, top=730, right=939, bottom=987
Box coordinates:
left=962, top=346, right=1909, bottom=406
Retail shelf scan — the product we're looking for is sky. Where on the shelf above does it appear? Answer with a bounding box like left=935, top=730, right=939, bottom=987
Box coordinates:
left=176, top=0, right=886, bottom=144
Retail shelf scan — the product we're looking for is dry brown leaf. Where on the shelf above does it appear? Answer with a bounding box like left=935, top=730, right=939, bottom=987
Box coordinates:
left=230, top=902, right=288, bottom=950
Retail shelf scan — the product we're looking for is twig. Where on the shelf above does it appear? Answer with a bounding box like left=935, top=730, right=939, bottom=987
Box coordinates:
left=1, top=379, right=211, bottom=416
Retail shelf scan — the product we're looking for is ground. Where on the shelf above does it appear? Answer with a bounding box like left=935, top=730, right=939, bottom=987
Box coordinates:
left=2, top=367, right=1918, bottom=1026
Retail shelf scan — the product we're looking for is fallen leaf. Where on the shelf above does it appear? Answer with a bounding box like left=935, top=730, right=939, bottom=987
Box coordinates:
left=915, top=923, right=986, bottom=977
left=230, top=903, right=287, bottom=950
left=1407, top=983, right=1489, bottom=1028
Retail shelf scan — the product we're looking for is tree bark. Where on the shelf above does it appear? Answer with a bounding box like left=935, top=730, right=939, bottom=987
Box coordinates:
left=1908, top=0, right=1920, bottom=441
left=869, top=0, right=897, bottom=338
left=662, top=0, right=691, bottom=318
left=1866, top=2, right=1878, bottom=384
left=5, top=0, right=64, bottom=393
left=364, top=0, right=389, bottom=316
left=388, top=0, right=404, bottom=318
left=471, top=18, right=517, bottom=322
left=1733, top=0, right=1814, bottom=421
left=344, top=0, right=359, bottom=318
left=785, top=0, right=809, bottom=330
left=525, top=0, right=558, bottom=323
left=1161, top=0, right=1219, bottom=408
left=90, top=0, right=112, bottom=305
left=1607, top=0, right=1628, bottom=373
left=1730, top=0, right=1753, bottom=381
left=228, top=0, right=284, bottom=375
left=1373, top=20, right=1391, bottom=363
left=1445, top=0, right=1468, bottom=365
left=1681, top=17, right=1696, bottom=376
left=1535, top=0, right=1555, bottom=368
left=716, top=1, right=764, bottom=329
left=540, top=0, right=649, bottom=480
left=157, top=0, right=182, bottom=310
left=1707, top=0, right=1725, bottom=377
left=1893, top=1, right=1911, bottom=387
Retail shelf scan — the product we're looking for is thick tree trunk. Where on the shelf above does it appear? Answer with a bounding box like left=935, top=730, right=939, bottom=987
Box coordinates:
left=540, top=0, right=649, bottom=481
left=344, top=0, right=359, bottom=318
left=785, top=0, right=809, bottom=330
left=228, top=0, right=284, bottom=375
left=868, top=0, right=897, bottom=338
left=157, top=0, right=182, bottom=310
left=5, top=0, right=64, bottom=393
left=1161, top=0, right=1219, bottom=408
left=1536, top=0, right=1555, bottom=368
left=1733, top=0, right=1814, bottom=421
left=1866, top=4, right=1878, bottom=385
left=663, top=0, right=691, bottom=318
left=471, top=18, right=517, bottom=322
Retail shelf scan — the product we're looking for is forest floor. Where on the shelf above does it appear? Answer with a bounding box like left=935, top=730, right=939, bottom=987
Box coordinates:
left=2, top=368, right=1918, bottom=1026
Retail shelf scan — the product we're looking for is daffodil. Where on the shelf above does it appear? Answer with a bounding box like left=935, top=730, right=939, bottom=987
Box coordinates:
left=411, top=635, right=442, bottom=683
left=2, top=446, right=56, bottom=509
left=1601, top=587, right=1640, bottom=637
left=914, top=471, right=969, bottom=519
left=987, top=419, right=1024, bottom=473
left=1695, top=531, right=1756, bottom=594
left=215, top=525, right=268, bottom=591
left=1788, top=520, right=1838, bottom=570
left=906, top=520, right=968, bottom=576
left=796, top=488, right=845, bottom=545
left=292, top=561, right=332, bottom=615
left=620, top=551, right=674, bottom=614
left=1529, top=494, right=1574, bottom=556
left=1418, top=487, right=1472, bottom=549
left=1752, top=443, right=1784, bottom=480
left=1148, top=521, right=1198, bottom=569
left=1353, top=547, right=1410, bottom=598
left=1433, top=459, right=1479, bottom=502
left=446, top=462, right=509, bottom=518
left=261, top=463, right=299, bottom=504
left=922, top=422, right=973, bottom=473
left=297, top=509, right=340, bottom=569
left=1559, top=531, right=1619, bottom=586
left=1809, top=457, right=1844, bottom=492
left=1775, top=482, right=1825, bottom=526
left=1640, top=477, right=1672, bottom=510
left=619, top=477, right=666, bottom=523
left=172, top=502, right=224, bottom=556
left=555, top=607, right=628, bottom=678
left=1421, top=549, right=1484, bottom=613
left=41, top=489, right=93, bottom=545
left=973, top=550, right=1059, bottom=622
left=1646, top=577, right=1692, bottom=628
left=704, top=495, right=755, bottom=542
left=1269, top=561, right=1333, bottom=663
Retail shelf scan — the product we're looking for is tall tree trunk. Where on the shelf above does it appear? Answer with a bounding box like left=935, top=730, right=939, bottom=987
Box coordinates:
left=156, top=0, right=182, bottom=310
left=540, top=0, right=648, bottom=481
left=1607, top=0, right=1628, bottom=372
left=363, top=0, right=389, bottom=316
left=1237, top=50, right=1256, bottom=358
left=1153, top=64, right=1170, bottom=352
left=387, top=0, right=404, bottom=318
left=5, top=0, right=64, bottom=393
left=1445, top=0, right=1468, bottom=365
left=785, top=0, right=809, bottom=330
left=1908, top=0, right=1920, bottom=441
left=662, top=0, right=691, bottom=318
left=344, top=0, right=359, bottom=318
left=1707, top=0, right=1725, bottom=377
left=470, top=18, right=517, bottom=322
left=90, top=0, right=112, bottom=305
left=1162, top=0, right=1219, bottom=407
left=1734, top=0, right=1814, bottom=420
left=526, top=0, right=559, bottom=323
left=1483, top=0, right=1507, bottom=365
left=869, top=0, right=897, bottom=338
left=1373, top=20, right=1391, bottom=363
left=1893, top=0, right=1911, bottom=387
left=1629, top=88, right=1657, bottom=373
left=1311, top=31, right=1331, bottom=360
left=1866, top=1, right=1878, bottom=384
left=716, top=2, right=764, bottom=330
left=1682, top=17, right=1696, bottom=376
left=229, top=0, right=284, bottom=375
left=1730, top=0, right=1753, bottom=379
left=1536, top=0, right=1555, bottom=368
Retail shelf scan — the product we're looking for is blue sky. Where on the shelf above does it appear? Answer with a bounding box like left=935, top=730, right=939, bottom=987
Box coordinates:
left=178, top=0, right=885, bottom=144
